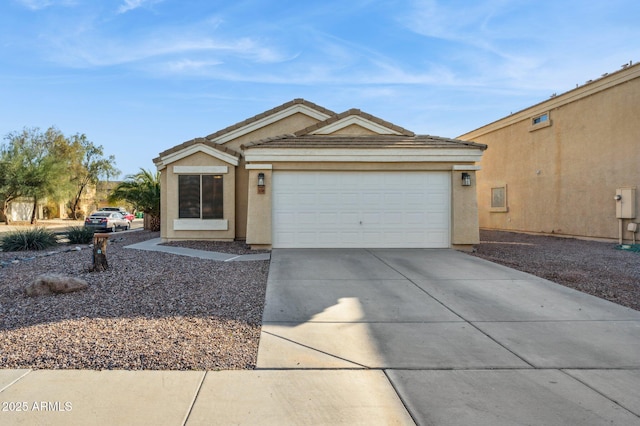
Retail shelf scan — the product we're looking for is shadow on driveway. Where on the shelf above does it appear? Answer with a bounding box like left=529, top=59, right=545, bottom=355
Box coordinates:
left=257, top=248, right=640, bottom=425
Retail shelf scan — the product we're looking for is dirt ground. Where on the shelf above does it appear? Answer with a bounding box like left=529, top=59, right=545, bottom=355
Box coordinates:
left=470, top=230, right=640, bottom=311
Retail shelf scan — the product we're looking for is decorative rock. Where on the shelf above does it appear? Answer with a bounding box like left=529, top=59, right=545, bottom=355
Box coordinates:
left=25, top=274, right=89, bottom=297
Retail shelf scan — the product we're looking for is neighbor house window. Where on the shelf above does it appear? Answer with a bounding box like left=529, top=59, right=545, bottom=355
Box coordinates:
left=529, top=112, right=551, bottom=131
left=178, top=175, right=223, bottom=219
left=532, top=113, right=548, bottom=125
left=490, top=185, right=508, bottom=212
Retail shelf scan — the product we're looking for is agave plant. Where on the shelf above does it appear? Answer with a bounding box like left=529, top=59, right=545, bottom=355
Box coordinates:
left=0, top=227, right=58, bottom=251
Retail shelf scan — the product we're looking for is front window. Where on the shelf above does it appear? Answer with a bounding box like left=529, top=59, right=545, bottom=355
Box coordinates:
left=179, top=175, right=223, bottom=219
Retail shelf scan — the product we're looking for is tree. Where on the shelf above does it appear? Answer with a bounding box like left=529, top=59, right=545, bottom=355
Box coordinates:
left=0, top=127, right=71, bottom=224
left=0, top=145, right=22, bottom=223
left=0, top=127, right=118, bottom=224
left=108, top=169, right=161, bottom=231
left=64, top=134, right=119, bottom=219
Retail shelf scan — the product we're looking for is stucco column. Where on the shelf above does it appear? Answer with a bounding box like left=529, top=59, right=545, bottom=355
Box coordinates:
left=451, top=169, right=480, bottom=250
left=246, top=166, right=273, bottom=247
left=159, top=169, right=168, bottom=241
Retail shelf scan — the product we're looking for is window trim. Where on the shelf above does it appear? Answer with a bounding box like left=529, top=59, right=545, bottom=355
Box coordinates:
left=490, top=184, right=508, bottom=213
left=178, top=174, right=224, bottom=220
left=529, top=112, right=552, bottom=132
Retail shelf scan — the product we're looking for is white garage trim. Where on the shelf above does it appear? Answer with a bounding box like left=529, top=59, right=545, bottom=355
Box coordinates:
left=272, top=171, right=450, bottom=248
left=244, top=148, right=483, bottom=163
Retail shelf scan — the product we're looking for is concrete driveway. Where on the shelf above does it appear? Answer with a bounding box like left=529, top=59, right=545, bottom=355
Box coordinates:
left=258, top=248, right=640, bottom=425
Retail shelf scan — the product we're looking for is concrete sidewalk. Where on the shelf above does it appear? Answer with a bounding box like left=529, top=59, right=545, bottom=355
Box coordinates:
left=1, top=248, right=639, bottom=425
left=124, top=238, right=271, bottom=262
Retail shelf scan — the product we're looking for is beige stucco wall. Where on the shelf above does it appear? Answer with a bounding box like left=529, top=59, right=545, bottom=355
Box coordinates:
left=245, top=168, right=272, bottom=246
left=331, top=124, right=379, bottom=135
left=160, top=168, right=168, bottom=239
left=451, top=170, right=480, bottom=248
left=162, top=151, right=236, bottom=241
left=459, top=65, right=640, bottom=242
left=221, top=112, right=321, bottom=239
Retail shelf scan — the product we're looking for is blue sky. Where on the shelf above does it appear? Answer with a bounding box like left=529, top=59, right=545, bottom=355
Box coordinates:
left=1, top=0, right=639, bottom=178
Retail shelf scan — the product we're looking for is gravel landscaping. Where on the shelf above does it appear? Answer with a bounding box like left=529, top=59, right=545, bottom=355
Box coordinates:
left=2, top=227, right=638, bottom=371
left=470, top=230, right=640, bottom=311
left=0, top=230, right=269, bottom=370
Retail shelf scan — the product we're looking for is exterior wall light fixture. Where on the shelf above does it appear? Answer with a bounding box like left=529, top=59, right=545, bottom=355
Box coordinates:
left=257, top=172, right=265, bottom=194
left=461, top=172, right=471, bottom=186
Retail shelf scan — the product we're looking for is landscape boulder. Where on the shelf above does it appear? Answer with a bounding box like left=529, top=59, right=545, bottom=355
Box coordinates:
left=25, top=274, right=89, bottom=297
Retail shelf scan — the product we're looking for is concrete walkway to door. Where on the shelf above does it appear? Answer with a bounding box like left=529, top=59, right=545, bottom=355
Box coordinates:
left=257, top=248, right=640, bottom=425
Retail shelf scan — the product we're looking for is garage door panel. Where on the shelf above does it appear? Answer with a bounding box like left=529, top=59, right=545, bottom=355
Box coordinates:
left=340, top=212, right=359, bottom=225
left=318, top=212, right=338, bottom=224
left=318, top=193, right=342, bottom=206
left=274, top=212, right=295, bottom=225
left=298, top=212, right=318, bottom=224
left=338, top=193, right=359, bottom=206
left=383, top=212, right=404, bottom=223
left=340, top=232, right=360, bottom=244
left=427, top=212, right=448, bottom=227
left=273, top=171, right=450, bottom=248
left=405, top=212, right=426, bottom=225
left=384, top=193, right=403, bottom=205
left=362, top=212, right=382, bottom=224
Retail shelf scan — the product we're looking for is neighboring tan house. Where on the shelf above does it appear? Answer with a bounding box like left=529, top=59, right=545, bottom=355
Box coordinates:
left=154, top=99, right=487, bottom=250
left=459, top=62, right=640, bottom=243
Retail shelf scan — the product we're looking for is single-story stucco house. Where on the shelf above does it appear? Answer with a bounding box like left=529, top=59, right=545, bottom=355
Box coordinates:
left=153, top=99, right=487, bottom=250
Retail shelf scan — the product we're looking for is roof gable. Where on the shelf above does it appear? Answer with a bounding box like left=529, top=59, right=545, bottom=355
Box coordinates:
left=207, top=98, right=335, bottom=144
left=295, top=108, right=415, bottom=137
left=154, top=138, right=241, bottom=170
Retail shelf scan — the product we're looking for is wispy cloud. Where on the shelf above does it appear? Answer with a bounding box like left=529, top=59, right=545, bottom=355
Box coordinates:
left=48, top=29, right=293, bottom=72
left=16, top=0, right=51, bottom=9
left=117, top=0, right=164, bottom=14
left=15, top=0, right=76, bottom=10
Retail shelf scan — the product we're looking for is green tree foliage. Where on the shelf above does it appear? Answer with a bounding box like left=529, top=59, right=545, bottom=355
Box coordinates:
left=65, top=134, right=119, bottom=219
left=108, top=169, right=160, bottom=231
left=0, top=143, right=22, bottom=222
left=0, top=127, right=118, bottom=224
left=0, top=127, right=70, bottom=224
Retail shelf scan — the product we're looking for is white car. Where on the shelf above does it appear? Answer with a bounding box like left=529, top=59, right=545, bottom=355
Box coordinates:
left=84, top=211, right=131, bottom=232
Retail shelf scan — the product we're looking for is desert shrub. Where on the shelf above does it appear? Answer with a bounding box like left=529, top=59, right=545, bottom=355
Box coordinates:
left=66, top=226, right=95, bottom=244
left=0, top=227, right=59, bottom=251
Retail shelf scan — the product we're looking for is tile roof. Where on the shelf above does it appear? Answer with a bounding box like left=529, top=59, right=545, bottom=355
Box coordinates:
left=155, top=98, right=485, bottom=166
left=155, top=99, right=336, bottom=162
left=153, top=138, right=241, bottom=164
left=205, top=98, right=337, bottom=140
left=294, top=108, right=415, bottom=137
left=241, top=134, right=488, bottom=150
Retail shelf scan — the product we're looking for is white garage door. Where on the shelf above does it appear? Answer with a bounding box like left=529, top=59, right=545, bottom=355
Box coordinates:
left=272, top=171, right=450, bottom=248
